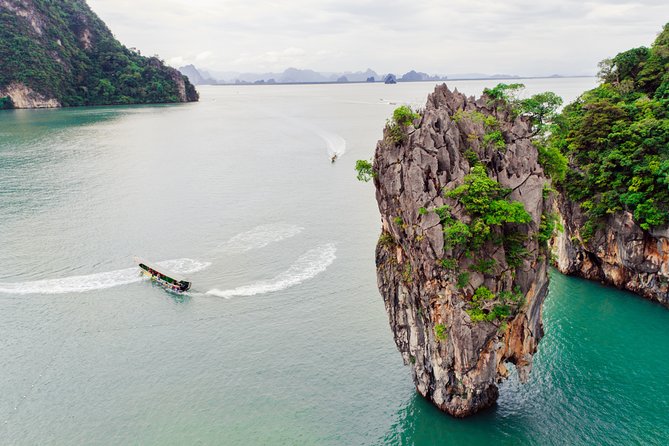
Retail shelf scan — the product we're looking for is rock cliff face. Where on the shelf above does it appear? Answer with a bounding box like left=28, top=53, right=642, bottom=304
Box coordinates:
left=554, top=198, right=669, bottom=307
left=373, top=85, right=552, bottom=417
left=0, top=82, right=60, bottom=108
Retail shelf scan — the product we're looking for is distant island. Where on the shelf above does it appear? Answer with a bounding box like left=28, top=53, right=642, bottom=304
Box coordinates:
left=178, top=66, right=449, bottom=85
left=0, top=0, right=198, bottom=109
left=177, top=65, right=579, bottom=86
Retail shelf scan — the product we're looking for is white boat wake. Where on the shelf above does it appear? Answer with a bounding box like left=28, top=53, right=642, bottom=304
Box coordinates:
left=0, top=258, right=211, bottom=295
left=266, top=110, right=347, bottom=159
left=206, top=243, right=336, bottom=299
left=0, top=226, right=331, bottom=297
left=218, top=223, right=303, bottom=253
left=318, top=130, right=347, bottom=158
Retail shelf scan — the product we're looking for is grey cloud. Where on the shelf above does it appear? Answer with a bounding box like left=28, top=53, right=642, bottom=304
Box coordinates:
left=87, top=0, right=669, bottom=76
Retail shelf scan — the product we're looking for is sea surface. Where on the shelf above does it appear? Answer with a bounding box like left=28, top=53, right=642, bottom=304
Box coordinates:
left=2, top=78, right=668, bottom=445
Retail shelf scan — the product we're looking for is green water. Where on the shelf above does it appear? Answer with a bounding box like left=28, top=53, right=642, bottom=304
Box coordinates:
left=1, top=79, right=668, bottom=445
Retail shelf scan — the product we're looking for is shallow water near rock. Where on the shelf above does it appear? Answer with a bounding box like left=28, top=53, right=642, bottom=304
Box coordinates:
left=2, top=79, right=668, bottom=445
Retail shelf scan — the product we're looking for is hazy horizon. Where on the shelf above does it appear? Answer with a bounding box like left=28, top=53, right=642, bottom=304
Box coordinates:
left=86, top=0, right=668, bottom=77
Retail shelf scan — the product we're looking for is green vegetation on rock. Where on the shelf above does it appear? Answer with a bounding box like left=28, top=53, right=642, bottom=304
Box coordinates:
left=453, top=110, right=507, bottom=151
left=356, top=106, right=420, bottom=180
left=386, top=105, right=421, bottom=143
left=433, top=165, right=534, bottom=324
left=538, top=212, right=563, bottom=246
left=392, top=105, right=421, bottom=126
left=355, top=159, right=375, bottom=182
left=0, top=0, right=198, bottom=107
left=482, top=83, right=567, bottom=180
left=434, top=323, right=448, bottom=341
left=466, top=286, right=512, bottom=323
left=444, top=166, right=532, bottom=251
left=549, top=23, right=669, bottom=232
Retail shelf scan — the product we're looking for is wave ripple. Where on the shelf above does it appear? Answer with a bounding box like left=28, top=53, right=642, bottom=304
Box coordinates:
left=219, top=223, right=303, bottom=253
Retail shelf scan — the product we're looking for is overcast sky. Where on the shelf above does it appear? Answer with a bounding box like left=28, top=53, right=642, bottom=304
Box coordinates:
left=87, top=0, right=669, bottom=76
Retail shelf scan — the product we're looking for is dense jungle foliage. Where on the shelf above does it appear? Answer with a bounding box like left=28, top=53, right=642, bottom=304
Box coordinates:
left=550, top=23, right=669, bottom=234
left=0, top=0, right=197, bottom=107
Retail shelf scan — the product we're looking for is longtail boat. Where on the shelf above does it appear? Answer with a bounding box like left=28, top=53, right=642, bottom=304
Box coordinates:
left=134, top=257, right=192, bottom=293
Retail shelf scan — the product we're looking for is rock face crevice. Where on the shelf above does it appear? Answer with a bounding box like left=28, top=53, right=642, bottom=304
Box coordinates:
left=373, top=85, right=551, bottom=417
left=554, top=197, right=669, bottom=307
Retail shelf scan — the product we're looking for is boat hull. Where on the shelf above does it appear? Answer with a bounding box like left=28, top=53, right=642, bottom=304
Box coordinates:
left=135, top=258, right=192, bottom=293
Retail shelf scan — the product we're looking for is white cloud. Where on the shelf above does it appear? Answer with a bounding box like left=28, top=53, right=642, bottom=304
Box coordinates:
left=167, top=56, right=185, bottom=66
left=87, top=0, right=669, bottom=76
left=231, top=47, right=309, bottom=70
left=195, top=51, right=213, bottom=61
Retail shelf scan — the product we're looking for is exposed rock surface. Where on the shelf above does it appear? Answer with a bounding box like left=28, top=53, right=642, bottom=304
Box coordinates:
left=0, top=82, right=59, bottom=108
left=554, top=197, right=669, bottom=307
left=373, top=85, right=551, bottom=417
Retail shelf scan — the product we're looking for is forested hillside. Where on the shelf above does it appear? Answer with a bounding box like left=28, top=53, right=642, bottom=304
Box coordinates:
left=0, top=0, right=198, bottom=108
left=550, top=23, right=669, bottom=236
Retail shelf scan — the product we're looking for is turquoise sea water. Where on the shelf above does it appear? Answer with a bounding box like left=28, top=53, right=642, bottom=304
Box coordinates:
left=2, top=79, right=668, bottom=445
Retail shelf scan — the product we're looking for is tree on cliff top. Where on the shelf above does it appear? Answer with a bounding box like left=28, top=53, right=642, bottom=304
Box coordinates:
left=483, top=83, right=567, bottom=181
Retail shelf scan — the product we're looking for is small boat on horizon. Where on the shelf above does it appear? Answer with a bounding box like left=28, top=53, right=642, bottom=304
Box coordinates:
left=134, top=256, right=192, bottom=293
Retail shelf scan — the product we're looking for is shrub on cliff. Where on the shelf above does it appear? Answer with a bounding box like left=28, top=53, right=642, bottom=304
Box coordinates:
left=483, top=83, right=525, bottom=105
left=392, top=105, right=421, bottom=126
left=440, top=165, right=532, bottom=265
left=386, top=106, right=421, bottom=143
left=355, top=159, right=375, bottom=182
left=483, top=83, right=567, bottom=180
left=445, top=165, right=531, bottom=227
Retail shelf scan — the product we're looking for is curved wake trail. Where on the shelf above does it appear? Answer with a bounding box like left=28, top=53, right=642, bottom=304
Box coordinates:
left=318, top=130, right=347, bottom=157
left=0, top=258, right=211, bottom=295
left=206, top=243, right=336, bottom=299
left=273, top=112, right=347, bottom=159
left=218, top=223, right=303, bottom=253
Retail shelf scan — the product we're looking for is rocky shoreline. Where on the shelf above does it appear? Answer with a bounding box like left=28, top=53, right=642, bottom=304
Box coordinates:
left=554, top=197, right=669, bottom=308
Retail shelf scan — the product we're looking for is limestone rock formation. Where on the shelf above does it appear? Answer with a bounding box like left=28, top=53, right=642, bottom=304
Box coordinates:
left=554, top=199, right=669, bottom=307
left=373, top=85, right=552, bottom=417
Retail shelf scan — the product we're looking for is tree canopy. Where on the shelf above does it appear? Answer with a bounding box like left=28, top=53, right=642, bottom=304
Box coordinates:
left=549, top=22, right=669, bottom=234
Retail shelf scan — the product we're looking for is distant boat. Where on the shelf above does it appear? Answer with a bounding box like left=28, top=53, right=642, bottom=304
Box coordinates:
left=331, top=154, right=338, bottom=163
left=134, top=256, right=192, bottom=292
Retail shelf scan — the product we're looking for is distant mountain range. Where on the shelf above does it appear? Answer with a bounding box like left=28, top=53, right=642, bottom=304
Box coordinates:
left=175, top=65, right=542, bottom=86
left=178, top=66, right=456, bottom=85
